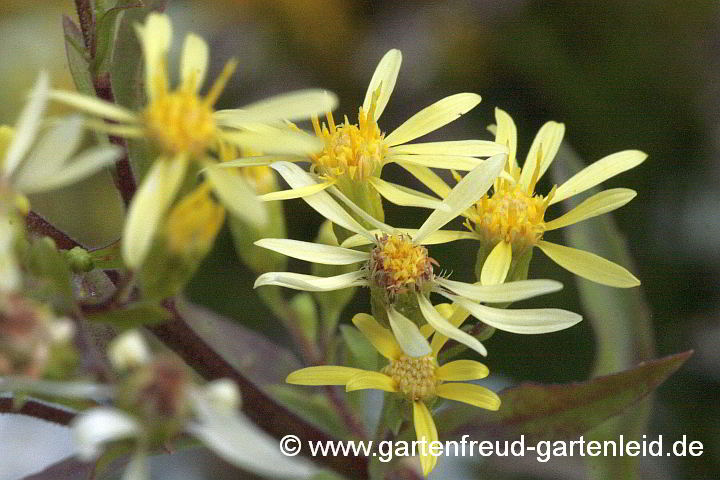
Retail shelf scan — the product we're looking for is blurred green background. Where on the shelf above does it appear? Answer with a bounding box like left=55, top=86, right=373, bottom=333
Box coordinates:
left=1, top=1, right=718, bottom=478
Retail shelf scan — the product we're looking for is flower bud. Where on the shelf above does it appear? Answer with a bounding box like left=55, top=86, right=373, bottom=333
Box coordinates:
left=108, top=330, right=150, bottom=372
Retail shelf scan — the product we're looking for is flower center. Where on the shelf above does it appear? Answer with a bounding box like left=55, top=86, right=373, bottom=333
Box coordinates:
left=144, top=90, right=216, bottom=155
left=369, top=234, right=436, bottom=296
left=383, top=355, right=439, bottom=401
left=468, top=184, right=551, bottom=251
left=310, top=102, right=387, bottom=182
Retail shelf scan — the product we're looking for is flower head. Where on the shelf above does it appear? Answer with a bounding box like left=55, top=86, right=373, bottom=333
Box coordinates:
left=247, top=49, right=506, bottom=215
left=50, top=13, right=338, bottom=269
left=0, top=73, right=121, bottom=210
left=287, top=310, right=500, bottom=476
left=461, top=108, right=645, bottom=287
left=255, top=158, right=581, bottom=358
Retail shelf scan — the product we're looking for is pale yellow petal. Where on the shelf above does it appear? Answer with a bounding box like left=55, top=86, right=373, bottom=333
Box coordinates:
left=544, top=188, right=636, bottom=231
left=417, top=293, right=487, bottom=357
left=254, top=271, right=367, bottom=292
left=254, top=238, right=369, bottom=265
left=436, top=360, right=489, bottom=381
left=286, top=366, right=365, bottom=386
left=537, top=240, right=640, bottom=288
left=435, top=277, right=563, bottom=303
left=413, top=153, right=505, bottom=244
left=4, top=72, right=48, bottom=176
left=480, top=241, right=512, bottom=285
left=216, top=156, right=305, bottom=168
left=430, top=305, right=470, bottom=355
left=258, top=180, right=335, bottom=201
left=205, top=165, right=268, bottom=227
left=11, top=115, right=84, bottom=187
left=363, top=49, right=402, bottom=121
left=413, top=401, right=439, bottom=477
left=327, top=185, right=395, bottom=233
left=494, top=108, right=517, bottom=172
left=340, top=228, right=476, bottom=249
left=345, top=372, right=397, bottom=393
left=389, top=139, right=507, bottom=157
left=49, top=90, right=137, bottom=123
left=518, top=121, right=565, bottom=190
left=351, top=313, right=402, bottom=360
left=395, top=162, right=452, bottom=199
left=387, top=308, right=432, bottom=358
left=389, top=153, right=488, bottom=171
left=180, top=33, right=209, bottom=92
left=122, top=155, right=188, bottom=269
left=551, top=150, right=647, bottom=204
left=134, top=13, right=172, bottom=100
left=384, top=93, right=481, bottom=147
left=270, top=162, right=371, bottom=238
left=368, top=176, right=447, bottom=210
left=215, top=90, right=338, bottom=125
left=436, top=383, right=501, bottom=411
left=17, top=145, right=122, bottom=194
left=220, top=129, right=323, bottom=156
left=448, top=294, right=583, bottom=334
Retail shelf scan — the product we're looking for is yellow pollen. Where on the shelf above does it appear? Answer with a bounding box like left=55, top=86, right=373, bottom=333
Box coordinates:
left=468, top=184, right=551, bottom=250
left=144, top=90, right=216, bottom=155
left=369, top=234, right=435, bottom=295
left=310, top=98, right=387, bottom=182
left=383, top=355, right=439, bottom=401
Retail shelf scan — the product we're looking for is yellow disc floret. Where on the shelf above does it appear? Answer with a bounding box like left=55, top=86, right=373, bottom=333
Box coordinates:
left=383, top=354, right=439, bottom=401
left=467, top=183, right=554, bottom=252
left=143, top=90, right=216, bottom=155
left=369, top=234, right=436, bottom=296
left=310, top=97, right=387, bottom=182
left=166, top=184, right=225, bottom=255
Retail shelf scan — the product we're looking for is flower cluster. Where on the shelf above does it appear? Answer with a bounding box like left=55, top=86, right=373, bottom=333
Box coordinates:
left=0, top=8, right=648, bottom=480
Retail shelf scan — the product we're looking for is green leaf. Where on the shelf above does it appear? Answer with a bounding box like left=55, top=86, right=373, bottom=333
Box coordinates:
left=92, top=1, right=144, bottom=75
left=86, top=301, right=170, bottom=330
left=552, top=144, right=655, bottom=479
left=436, top=351, right=692, bottom=443
left=340, top=325, right=378, bottom=372
left=63, top=15, right=94, bottom=96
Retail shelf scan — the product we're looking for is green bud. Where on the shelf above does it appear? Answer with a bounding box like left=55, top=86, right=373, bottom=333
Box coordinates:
left=65, top=246, right=95, bottom=273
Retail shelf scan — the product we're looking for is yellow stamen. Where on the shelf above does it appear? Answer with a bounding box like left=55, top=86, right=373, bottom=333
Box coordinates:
left=203, top=58, right=238, bottom=107
left=468, top=183, right=549, bottom=252
left=310, top=95, right=387, bottom=182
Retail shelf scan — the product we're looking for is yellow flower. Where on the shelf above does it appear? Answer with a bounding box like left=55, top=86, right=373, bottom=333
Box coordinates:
left=0, top=73, right=121, bottom=206
left=49, top=13, right=337, bottom=269
left=287, top=310, right=500, bottom=476
left=460, top=108, right=645, bottom=288
left=241, top=49, right=506, bottom=212
left=255, top=158, right=581, bottom=358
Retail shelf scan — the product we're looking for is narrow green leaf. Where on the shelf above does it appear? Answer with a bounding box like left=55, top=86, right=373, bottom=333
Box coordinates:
left=63, top=15, right=94, bottom=96
left=340, top=325, right=379, bottom=372
left=268, top=385, right=351, bottom=439
left=437, top=351, right=692, bottom=443
left=92, top=1, right=144, bottom=74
